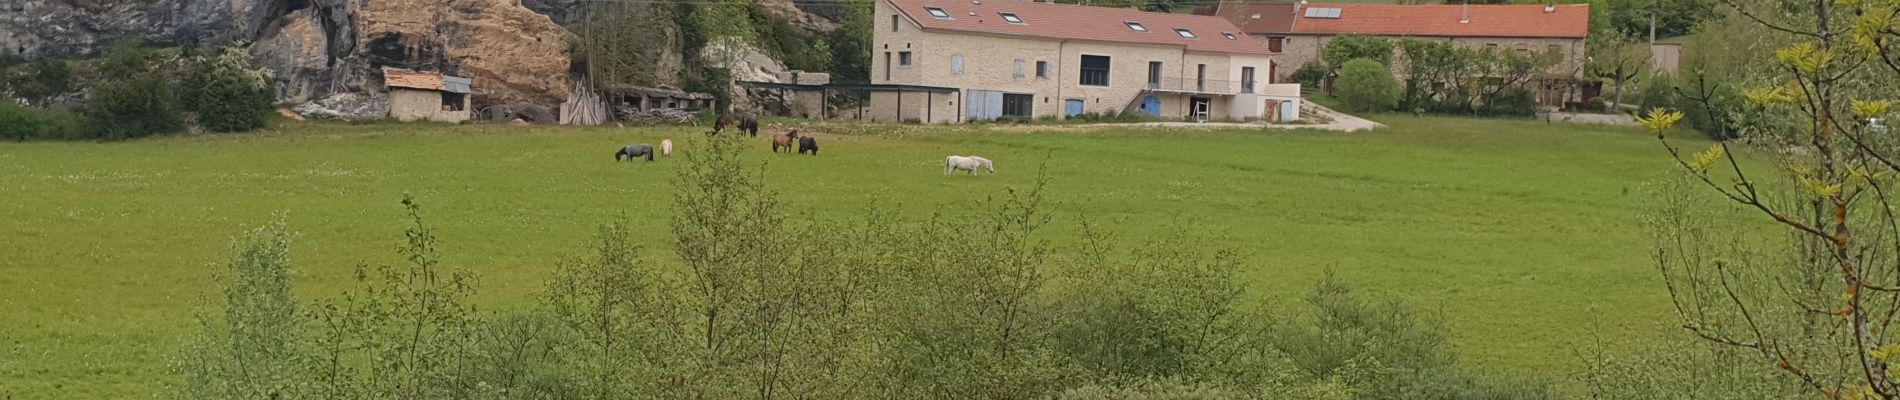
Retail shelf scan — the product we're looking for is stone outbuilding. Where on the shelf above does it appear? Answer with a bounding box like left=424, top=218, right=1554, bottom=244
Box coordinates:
left=383, top=68, right=473, bottom=123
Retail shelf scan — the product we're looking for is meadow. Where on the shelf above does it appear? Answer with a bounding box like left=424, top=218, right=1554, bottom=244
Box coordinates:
left=0, top=116, right=1711, bottom=397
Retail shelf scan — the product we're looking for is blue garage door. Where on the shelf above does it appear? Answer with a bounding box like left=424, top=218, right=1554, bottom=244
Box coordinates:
left=1141, top=95, right=1161, bottom=116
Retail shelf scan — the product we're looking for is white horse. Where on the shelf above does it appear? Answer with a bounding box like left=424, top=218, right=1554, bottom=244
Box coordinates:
left=945, top=155, right=995, bottom=175
left=661, top=139, right=674, bottom=156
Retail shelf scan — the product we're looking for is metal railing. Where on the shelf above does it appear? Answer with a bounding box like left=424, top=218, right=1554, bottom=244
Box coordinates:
left=1142, top=78, right=1259, bottom=95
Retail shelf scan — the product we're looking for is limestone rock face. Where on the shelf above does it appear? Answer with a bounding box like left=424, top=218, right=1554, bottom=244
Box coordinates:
left=355, top=0, right=571, bottom=106
left=3, top=0, right=568, bottom=108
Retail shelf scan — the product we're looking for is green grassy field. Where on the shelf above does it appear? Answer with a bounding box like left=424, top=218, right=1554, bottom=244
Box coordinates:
left=1, top=116, right=1705, bottom=397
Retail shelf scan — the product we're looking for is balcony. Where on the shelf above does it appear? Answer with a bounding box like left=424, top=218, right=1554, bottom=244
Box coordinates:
left=1143, top=78, right=1260, bottom=95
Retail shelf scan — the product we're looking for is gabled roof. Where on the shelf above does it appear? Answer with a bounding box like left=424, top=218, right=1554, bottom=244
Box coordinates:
left=1205, top=2, right=1590, bottom=39
left=886, top=0, right=1272, bottom=55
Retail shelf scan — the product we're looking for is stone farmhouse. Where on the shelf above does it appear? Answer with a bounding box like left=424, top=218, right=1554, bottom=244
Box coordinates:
left=870, top=0, right=1303, bottom=123
left=1197, top=2, right=1591, bottom=107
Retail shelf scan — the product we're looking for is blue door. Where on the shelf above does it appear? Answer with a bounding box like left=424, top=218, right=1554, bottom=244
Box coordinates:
left=1141, top=96, right=1162, bottom=116
left=1065, top=99, right=1085, bottom=117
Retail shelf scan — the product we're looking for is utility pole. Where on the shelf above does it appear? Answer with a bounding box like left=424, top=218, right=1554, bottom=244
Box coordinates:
left=1648, top=0, right=1658, bottom=44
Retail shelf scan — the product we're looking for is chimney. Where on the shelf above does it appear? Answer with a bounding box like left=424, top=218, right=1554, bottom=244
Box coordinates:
left=1460, top=1, right=1470, bottom=24
left=1544, top=3, right=1556, bottom=13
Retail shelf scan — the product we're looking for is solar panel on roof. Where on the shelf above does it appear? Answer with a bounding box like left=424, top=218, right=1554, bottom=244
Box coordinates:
left=1304, top=7, right=1341, bottom=18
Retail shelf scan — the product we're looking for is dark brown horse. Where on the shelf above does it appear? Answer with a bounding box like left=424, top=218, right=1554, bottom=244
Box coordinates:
left=713, top=115, right=759, bottom=137
left=771, top=130, right=801, bottom=153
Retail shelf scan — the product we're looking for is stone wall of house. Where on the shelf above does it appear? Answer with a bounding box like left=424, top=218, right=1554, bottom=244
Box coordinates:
left=870, top=0, right=1274, bottom=122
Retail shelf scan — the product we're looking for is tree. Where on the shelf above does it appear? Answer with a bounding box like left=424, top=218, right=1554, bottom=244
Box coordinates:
left=183, top=48, right=275, bottom=133
left=1334, top=59, right=1401, bottom=113
left=1646, top=0, right=1900, bottom=395
left=1587, top=32, right=1650, bottom=109
left=829, top=1, right=873, bottom=83
left=1322, top=36, right=1395, bottom=72
left=1596, top=0, right=1713, bottom=39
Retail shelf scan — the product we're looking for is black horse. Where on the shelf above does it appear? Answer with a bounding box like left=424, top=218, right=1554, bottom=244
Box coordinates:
left=615, top=144, right=655, bottom=162
left=797, top=136, right=818, bottom=156
left=712, top=115, right=759, bottom=137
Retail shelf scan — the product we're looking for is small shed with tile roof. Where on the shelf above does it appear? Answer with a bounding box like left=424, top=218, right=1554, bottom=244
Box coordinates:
left=383, top=68, right=473, bottom=123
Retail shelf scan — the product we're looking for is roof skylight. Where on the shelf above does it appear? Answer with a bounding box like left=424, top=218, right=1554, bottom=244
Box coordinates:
left=1125, top=21, right=1149, bottom=32
left=1175, top=28, right=1197, bottom=39
left=999, top=12, right=1023, bottom=24
left=926, top=7, right=951, bottom=19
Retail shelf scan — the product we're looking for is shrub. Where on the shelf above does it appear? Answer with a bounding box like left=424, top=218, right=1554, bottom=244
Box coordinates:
left=0, top=101, right=88, bottom=141
left=1334, top=59, right=1401, bottom=112
left=1292, top=62, right=1330, bottom=89
left=4, top=58, right=73, bottom=105
left=87, top=73, right=184, bottom=140
left=182, top=49, right=275, bottom=133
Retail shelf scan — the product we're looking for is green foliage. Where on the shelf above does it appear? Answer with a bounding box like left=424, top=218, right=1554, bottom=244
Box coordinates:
left=303, top=197, right=484, bottom=398
left=1334, top=59, right=1401, bottom=113
left=1595, top=0, right=1713, bottom=39
left=1636, top=73, right=1678, bottom=113
left=0, top=101, right=87, bottom=141
left=1396, top=39, right=1554, bottom=116
left=1053, top=224, right=1269, bottom=381
left=3, top=58, right=74, bottom=105
left=541, top=221, right=669, bottom=398
left=575, top=1, right=671, bottom=89
left=182, top=48, right=274, bottom=133
left=87, top=40, right=184, bottom=140
left=87, top=72, right=183, bottom=140
left=173, top=217, right=303, bottom=399
left=1056, top=378, right=1252, bottom=400
left=828, top=1, right=874, bottom=83
left=1292, top=62, right=1330, bottom=89
left=1323, top=36, right=1395, bottom=71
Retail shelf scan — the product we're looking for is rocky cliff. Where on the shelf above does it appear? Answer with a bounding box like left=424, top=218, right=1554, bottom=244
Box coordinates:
left=3, top=0, right=568, bottom=108
left=2, top=0, right=843, bottom=113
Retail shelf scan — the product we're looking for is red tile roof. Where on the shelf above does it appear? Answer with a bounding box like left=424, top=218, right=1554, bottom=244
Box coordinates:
left=1211, top=2, right=1589, bottom=39
left=1200, top=3, right=1300, bottom=35
left=886, top=0, right=1273, bottom=55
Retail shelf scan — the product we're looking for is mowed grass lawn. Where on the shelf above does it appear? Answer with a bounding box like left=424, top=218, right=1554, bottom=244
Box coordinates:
left=1, top=116, right=1703, bottom=397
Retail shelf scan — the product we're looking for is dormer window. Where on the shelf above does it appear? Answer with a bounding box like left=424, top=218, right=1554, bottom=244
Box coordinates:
left=999, top=12, right=1023, bottom=24
left=926, top=7, right=950, bottom=19
left=1175, top=28, right=1197, bottom=39
left=1125, top=21, right=1148, bottom=32
left=1221, top=32, right=1237, bottom=40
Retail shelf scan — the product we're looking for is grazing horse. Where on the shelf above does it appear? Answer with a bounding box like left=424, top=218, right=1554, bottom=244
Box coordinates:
left=945, top=155, right=994, bottom=175
left=771, top=130, right=801, bottom=153
left=661, top=139, right=674, bottom=156
left=797, top=136, right=819, bottom=155
left=713, top=115, right=760, bottom=137
left=615, top=144, right=655, bottom=162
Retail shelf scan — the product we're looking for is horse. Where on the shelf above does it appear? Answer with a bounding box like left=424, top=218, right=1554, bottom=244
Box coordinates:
left=797, top=136, right=819, bottom=156
left=615, top=144, right=655, bottom=162
left=772, top=130, right=801, bottom=153
left=661, top=139, right=674, bottom=156
left=713, top=115, right=759, bottom=137
left=945, top=155, right=994, bottom=175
